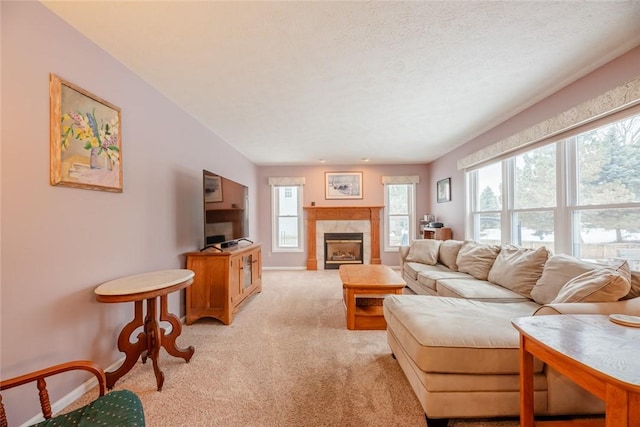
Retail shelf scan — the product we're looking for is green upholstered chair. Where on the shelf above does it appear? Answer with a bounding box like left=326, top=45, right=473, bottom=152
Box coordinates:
left=0, top=360, right=145, bottom=426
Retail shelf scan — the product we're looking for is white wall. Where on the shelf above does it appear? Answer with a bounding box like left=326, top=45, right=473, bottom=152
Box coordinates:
left=1, top=3, right=258, bottom=424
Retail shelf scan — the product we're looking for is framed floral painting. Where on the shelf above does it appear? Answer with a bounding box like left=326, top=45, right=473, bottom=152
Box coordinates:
left=50, top=74, right=122, bottom=192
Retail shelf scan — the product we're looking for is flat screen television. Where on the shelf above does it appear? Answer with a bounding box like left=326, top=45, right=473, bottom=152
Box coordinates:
left=202, top=170, right=249, bottom=250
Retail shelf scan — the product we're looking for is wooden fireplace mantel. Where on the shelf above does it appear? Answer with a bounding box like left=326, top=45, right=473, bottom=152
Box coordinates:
left=304, top=206, right=383, bottom=270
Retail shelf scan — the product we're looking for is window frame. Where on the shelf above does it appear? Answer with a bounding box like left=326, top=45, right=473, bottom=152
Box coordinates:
left=270, top=183, right=304, bottom=253
left=383, top=181, right=417, bottom=251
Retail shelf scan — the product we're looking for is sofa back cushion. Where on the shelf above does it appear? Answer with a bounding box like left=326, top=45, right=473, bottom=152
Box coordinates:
left=456, top=241, right=501, bottom=280
left=438, top=240, right=465, bottom=271
left=621, top=270, right=640, bottom=300
left=531, top=255, right=614, bottom=304
left=550, top=261, right=631, bottom=303
left=487, top=245, right=549, bottom=297
left=405, top=239, right=441, bottom=265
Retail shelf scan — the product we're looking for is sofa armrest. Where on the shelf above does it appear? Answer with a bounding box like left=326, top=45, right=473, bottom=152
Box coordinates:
left=399, top=245, right=410, bottom=266
left=534, top=296, right=640, bottom=316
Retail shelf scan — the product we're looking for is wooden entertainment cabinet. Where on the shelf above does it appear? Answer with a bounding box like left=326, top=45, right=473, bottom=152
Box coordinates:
left=185, top=243, right=262, bottom=325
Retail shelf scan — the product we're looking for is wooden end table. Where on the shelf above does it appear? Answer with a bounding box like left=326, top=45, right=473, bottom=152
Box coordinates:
left=512, top=314, right=640, bottom=427
left=95, top=269, right=196, bottom=391
left=339, top=264, right=405, bottom=330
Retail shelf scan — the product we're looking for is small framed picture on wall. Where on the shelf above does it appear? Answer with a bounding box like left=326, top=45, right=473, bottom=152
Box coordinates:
left=437, top=178, right=451, bottom=203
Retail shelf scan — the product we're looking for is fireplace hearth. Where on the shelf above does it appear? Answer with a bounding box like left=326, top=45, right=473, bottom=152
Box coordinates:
left=324, top=233, right=363, bottom=269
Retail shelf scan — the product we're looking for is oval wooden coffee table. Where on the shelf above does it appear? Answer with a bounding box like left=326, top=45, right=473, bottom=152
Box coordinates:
left=339, top=264, right=406, bottom=330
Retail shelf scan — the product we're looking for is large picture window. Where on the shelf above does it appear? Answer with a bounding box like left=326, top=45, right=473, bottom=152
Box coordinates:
left=467, top=110, right=640, bottom=265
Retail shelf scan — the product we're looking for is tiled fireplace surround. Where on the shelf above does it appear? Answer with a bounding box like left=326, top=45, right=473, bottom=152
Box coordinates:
left=304, top=206, right=383, bottom=270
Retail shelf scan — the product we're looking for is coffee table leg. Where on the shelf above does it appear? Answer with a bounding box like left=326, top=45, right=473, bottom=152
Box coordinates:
left=345, top=288, right=356, bottom=330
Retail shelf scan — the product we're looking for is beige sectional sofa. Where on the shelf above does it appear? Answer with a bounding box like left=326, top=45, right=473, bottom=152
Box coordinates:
left=384, top=239, right=640, bottom=426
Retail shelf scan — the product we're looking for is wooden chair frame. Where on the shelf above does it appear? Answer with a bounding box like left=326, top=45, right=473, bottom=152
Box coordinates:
left=0, top=360, right=106, bottom=427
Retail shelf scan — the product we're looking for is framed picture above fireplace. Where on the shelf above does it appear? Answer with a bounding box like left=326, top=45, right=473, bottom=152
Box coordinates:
left=325, top=171, right=363, bottom=199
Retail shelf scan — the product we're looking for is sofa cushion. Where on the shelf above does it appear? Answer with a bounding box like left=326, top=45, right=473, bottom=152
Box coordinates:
left=417, top=270, right=474, bottom=293
left=383, top=295, right=542, bottom=374
left=436, top=278, right=531, bottom=302
left=456, top=241, right=501, bottom=280
left=403, top=262, right=450, bottom=281
left=405, top=239, right=441, bottom=265
left=621, top=270, right=640, bottom=300
left=551, top=262, right=631, bottom=303
left=531, top=255, right=627, bottom=304
left=438, top=240, right=465, bottom=271
left=487, top=245, right=549, bottom=297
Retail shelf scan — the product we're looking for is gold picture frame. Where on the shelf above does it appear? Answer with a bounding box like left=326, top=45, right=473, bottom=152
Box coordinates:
left=50, top=74, right=122, bottom=192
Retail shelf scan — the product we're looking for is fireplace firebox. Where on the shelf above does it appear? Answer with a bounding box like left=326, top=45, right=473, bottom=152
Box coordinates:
left=324, top=233, right=364, bottom=269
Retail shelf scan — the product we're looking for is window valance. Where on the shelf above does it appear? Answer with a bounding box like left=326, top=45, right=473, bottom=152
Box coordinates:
left=381, top=175, right=420, bottom=185
left=458, top=74, right=640, bottom=170
left=268, top=177, right=305, bottom=186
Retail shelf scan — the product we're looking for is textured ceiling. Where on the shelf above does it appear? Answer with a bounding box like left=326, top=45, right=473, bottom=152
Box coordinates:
left=42, top=1, right=640, bottom=166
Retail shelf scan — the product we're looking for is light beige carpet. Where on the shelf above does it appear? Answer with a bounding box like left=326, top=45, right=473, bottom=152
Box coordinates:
left=66, top=270, right=521, bottom=427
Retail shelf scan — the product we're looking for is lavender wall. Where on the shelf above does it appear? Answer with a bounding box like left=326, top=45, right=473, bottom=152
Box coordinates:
left=429, top=46, right=640, bottom=239
left=257, top=164, right=429, bottom=268
left=0, top=3, right=258, bottom=424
